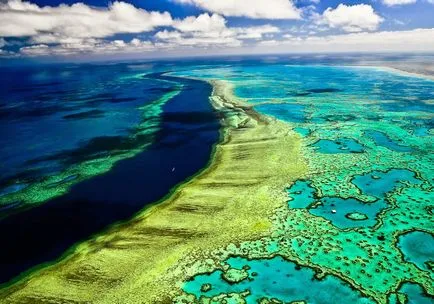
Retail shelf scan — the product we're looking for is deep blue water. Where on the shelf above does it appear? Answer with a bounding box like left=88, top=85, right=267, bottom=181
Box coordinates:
left=0, top=71, right=219, bottom=285
left=0, top=64, right=173, bottom=184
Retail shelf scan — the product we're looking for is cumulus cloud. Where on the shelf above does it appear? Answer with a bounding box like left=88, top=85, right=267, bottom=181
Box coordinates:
left=174, top=13, right=227, bottom=32
left=0, top=0, right=175, bottom=56
left=165, top=13, right=240, bottom=47
left=17, top=12, right=256, bottom=56
left=172, top=0, right=301, bottom=19
left=0, top=0, right=173, bottom=40
left=316, top=4, right=384, bottom=32
left=154, top=13, right=280, bottom=49
left=155, top=30, right=183, bottom=40
left=382, top=0, right=417, bottom=6
left=0, top=1, right=283, bottom=57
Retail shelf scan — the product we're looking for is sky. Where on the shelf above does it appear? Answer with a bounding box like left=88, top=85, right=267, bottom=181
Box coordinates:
left=0, top=0, right=433, bottom=60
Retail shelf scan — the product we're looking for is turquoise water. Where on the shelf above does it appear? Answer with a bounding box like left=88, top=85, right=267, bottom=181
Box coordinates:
left=352, top=169, right=421, bottom=198
left=294, top=127, right=311, bottom=137
left=364, top=130, right=413, bottom=152
left=287, top=180, right=315, bottom=209
left=312, top=138, right=364, bottom=154
left=309, top=197, right=387, bottom=229
left=255, top=103, right=306, bottom=123
left=389, top=283, right=434, bottom=304
left=184, top=256, right=373, bottom=304
left=287, top=168, right=422, bottom=229
left=399, top=283, right=434, bottom=304
left=398, top=231, right=434, bottom=271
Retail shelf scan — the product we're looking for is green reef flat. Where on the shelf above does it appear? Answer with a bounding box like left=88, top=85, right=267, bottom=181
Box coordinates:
left=1, top=65, right=433, bottom=304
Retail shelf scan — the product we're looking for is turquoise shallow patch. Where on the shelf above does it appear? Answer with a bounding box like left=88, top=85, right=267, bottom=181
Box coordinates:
left=365, top=130, right=413, bottom=152
left=184, top=256, right=374, bottom=304
left=352, top=169, right=420, bottom=198
left=307, top=169, right=421, bottom=228
left=309, top=197, right=387, bottom=229
left=397, top=231, right=434, bottom=271
left=413, top=127, right=430, bottom=137
left=294, top=127, right=310, bottom=137
left=287, top=180, right=316, bottom=209
left=399, top=283, right=433, bottom=304
left=254, top=103, right=306, bottom=123
left=312, top=138, right=364, bottom=154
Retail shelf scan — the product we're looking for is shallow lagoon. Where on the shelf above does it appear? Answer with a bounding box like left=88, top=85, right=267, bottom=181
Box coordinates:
left=185, top=256, right=374, bottom=304
left=352, top=169, right=421, bottom=198
left=312, top=138, right=364, bottom=154
left=398, top=231, right=434, bottom=271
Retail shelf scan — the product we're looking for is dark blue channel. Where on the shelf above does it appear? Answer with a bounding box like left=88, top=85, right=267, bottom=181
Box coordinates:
left=0, top=74, right=220, bottom=285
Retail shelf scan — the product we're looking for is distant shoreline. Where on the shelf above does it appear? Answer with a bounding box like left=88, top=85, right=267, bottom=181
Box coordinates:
left=379, top=65, right=434, bottom=81
left=344, top=64, right=434, bottom=81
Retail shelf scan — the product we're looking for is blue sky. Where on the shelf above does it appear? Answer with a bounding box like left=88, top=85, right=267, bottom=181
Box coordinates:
left=0, top=0, right=433, bottom=59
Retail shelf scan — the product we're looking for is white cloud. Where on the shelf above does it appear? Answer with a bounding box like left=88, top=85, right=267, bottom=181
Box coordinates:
left=318, top=4, right=383, bottom=32
left=155, top=30, right=183, bottom=40
left=382, top=0, right=417, bottom=6
left=0, top=0, right=173, bottom=40
left=172, top=0, right=301, bottom=19
left=253, top=28, right=434, bottom=53
left=166, top=13, right=240, bottom=46
left=235, top=25, right=280, bottom=39
left=174, top=13, right=227, bottom=32
left=173, top=13, right=280, bottom=39
left=154, top=13, right=280, bottom=50
left=154, top=23, right=279, bottom=52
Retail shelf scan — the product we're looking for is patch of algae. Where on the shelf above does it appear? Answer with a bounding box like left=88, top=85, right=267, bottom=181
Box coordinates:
left=0, top=80, right=307, bottom=303
left=0, top=86, right=181, bottom=212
